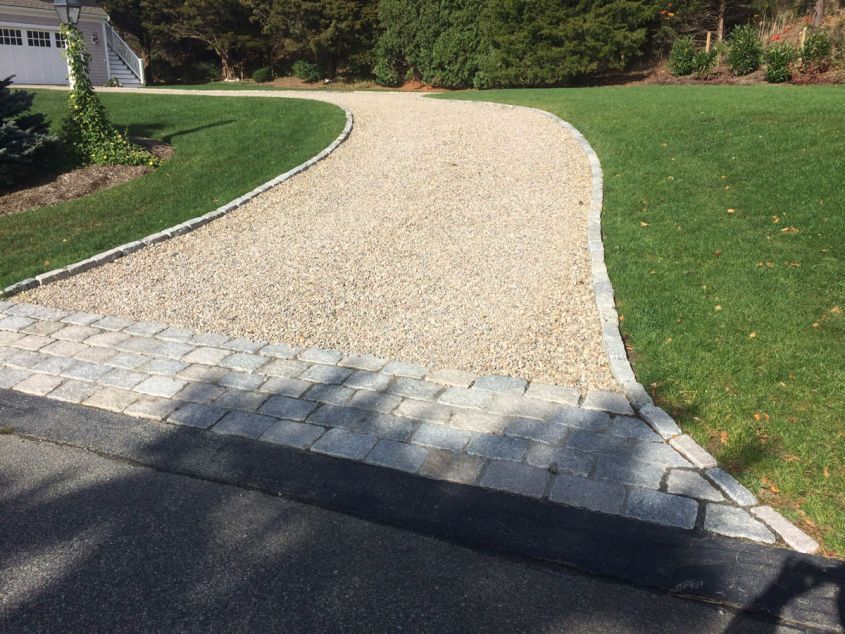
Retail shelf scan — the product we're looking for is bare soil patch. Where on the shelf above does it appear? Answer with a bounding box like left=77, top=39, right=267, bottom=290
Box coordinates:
left=0, top=139, right=172, bottom=217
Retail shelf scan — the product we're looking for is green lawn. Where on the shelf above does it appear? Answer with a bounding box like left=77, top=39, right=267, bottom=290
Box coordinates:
left=442, top=86, right=845, bottom=555
left=1, top=91, right=346, bottom=289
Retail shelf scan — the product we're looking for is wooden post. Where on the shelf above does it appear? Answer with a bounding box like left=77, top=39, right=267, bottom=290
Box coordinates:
left=706, top=31, right=712, bottom=53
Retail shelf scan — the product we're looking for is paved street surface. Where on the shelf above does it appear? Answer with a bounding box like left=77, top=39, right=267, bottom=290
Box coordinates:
left=1, top=435, right=799, bottom=633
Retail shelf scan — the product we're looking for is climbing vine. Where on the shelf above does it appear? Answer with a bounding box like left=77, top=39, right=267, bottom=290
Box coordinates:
left=60, top=23, right=158, bottom=167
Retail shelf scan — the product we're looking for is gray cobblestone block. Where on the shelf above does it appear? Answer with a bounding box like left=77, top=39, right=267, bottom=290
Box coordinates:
left=13, top=373, right=63, bottom=396
left=479, top=461, right=549, bottom=499
left=394, top=399, right=452, bottom=424
left=387, top=377, right=442, bottom=401
left=667, top=470, right=724, bottom=502
left=467, top=434, right=529, bottom=462
left=420, top=450, right=484, bottom=485
left=123, top=321, right=167, bottom=337
left=28, top=306, right=69, bottom=319
left=3, top=303, right=36, bottom=317
left=472, top=374, right=527, bottom=395
left=259, top=395, right=319, bottom=422
left=307, top=403, right=368, bottom=429
left=125, top=397, right=181, bottom=421
left=366, top=439, right=428, bottom=473
left=134, top=375, right=187, bottom=399
left=607, top=416, right=662, bottom=442
left=449, top=409, right=509, bottom=435
left=103, top=351, right=145, bottom=369
left=141, top=358, right=188, bottom=376
left=704, top=505, right=775, bottom=543
left=221, top=337, right=266, bottom=354
left=119, top=240, right=145, bottom=255
left=603, top=337, right=627, bottom=360
left=311, top=428, right=379, bottom=460
left=0, top=331, right=23, bottom=346
left=0, top=315, right=35, bottom=331
left=93, top=316, right=132, bottom=332
left=438, top=387, right=491, bottom=410
left=65, top=260, right=95, bottom=276
left=5, top=349, right=41, bottom=370
left=188, top=332, right=230, bottom=347
left=624, top=488, right=698, bottom=529
left=344, top=370, right=393, bottom=392
left=219, top=352, right=268, bottom=373
left=705, top=468, right=758, bottom=507
left=174, top=382, right=226, bottom=404
left=623, top=382, right=654, bottom=410
left=299, top=347, right=343, bottom=365
left=212, top=411, right=277, bottom=439
left=638, top=405, right=682, bottom=439
left=582, top=390, right=634, bottom=416
left=62, top=311, right=103, bottom=326
left=524, top=382, right=580, bottom=406
left=487, top=393, right=554, bottom=420
left=426, top=368, right=476, bottom=388
left=156, top=327, right=195, bottom=342
left=302, top=383, right=353, bottom=406
left=411, top=423, right=471, bottom=452
left=13, top=334, right=52, bottom=351
left=349, top=390, right=402, bottom=414
left=566, top=429, right=631, bottom=454
left=260, top=358, right=310, bottom=379
left=213, top=389, right=269, bottom=412
left=41, top=340, right=87, bottom=358
left=0, top=367, right=31, bottom=389
left=260, top=420, right=325, bottom=449
left=141, top=231, right=170, bottom=246
left=669, top=435, right=717, bottom=469
left=168, top=403, right=228, bottom=429
left=751, top=506, right=819, bottom=554
left=47, top=379, right=97, bottom=404
left=505, top=418, right=568, bottom=445
left=382, top=360, right=427, bottom=379
left=526, top=444, right=594, bottom=476
left=178, top=364, right=228, bottom=383
left=53, top=324, right=100, bottom=342
left=22, top=320, right=64, bottom=336
left=90, top=248, right=123, bottom=264
left=114, top=336, right=161, bottom=355
left=593, top=457, right=665, bottom=489
left=151, top=341, right=194, bottom=360
left=258, top=376, right=310, bottom=398
left=62, top=361, right=112, bottom=382
left=300, top=364, right=353, bottom=385
left=182, top=347, right=232, bottom=366
left=339, top=353, right=387, bottom=371
left=99, top=368, right=147, bottom=390
left=608, top=358, right=637, bottom=385
left=218, top=371, right=264, bottom=391
left=32, top=355, right=77, bottom=376
left=549, top=474, right=626, bottom=514
left=83, top=387, right=138, bottom=413
left=551, top=406, right=610, bottom=432
left=260, top=343, right=301, bottom=359
left=0, top=300, right=12, bottom=312
left=628, top=441, right=692, bottom=467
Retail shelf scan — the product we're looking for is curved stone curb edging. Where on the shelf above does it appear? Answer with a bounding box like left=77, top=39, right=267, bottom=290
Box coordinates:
left=457, top=100, right=819, bottom=555
left=2, top=108, right=355, bottom=299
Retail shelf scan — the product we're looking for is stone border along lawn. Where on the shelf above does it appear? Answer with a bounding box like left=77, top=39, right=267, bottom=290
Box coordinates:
left=0, top=92, right=819, bottom=553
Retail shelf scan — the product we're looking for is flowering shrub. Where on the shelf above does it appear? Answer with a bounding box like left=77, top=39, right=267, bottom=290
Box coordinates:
left=668, top=36, right=696, bottom=75
left=61, top=24, right=157, bottom=167
left=801, top=30, right=832, bottom=73
left=727, top=25, right=762, bottom=76
left=764, top=42, right=795, bottom=82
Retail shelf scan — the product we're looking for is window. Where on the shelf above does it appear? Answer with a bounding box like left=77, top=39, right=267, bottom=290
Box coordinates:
left=54, top=32, right=66, bottom=48
left=0, top=28, right=23, bottom=46
left=26, top=30, right=51, bottom=47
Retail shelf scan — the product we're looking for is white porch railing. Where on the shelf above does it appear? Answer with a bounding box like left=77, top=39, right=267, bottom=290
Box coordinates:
left=104, top=22, right=144, bottom=85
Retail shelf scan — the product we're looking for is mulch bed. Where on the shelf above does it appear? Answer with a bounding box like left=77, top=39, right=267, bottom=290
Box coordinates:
left=0, top=139, right=173, bottom=217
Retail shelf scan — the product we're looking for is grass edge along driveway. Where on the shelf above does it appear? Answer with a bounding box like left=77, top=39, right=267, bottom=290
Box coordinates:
left=1, top=90, right=346, bottom=288
left=440, top=85, right=845, bottom=557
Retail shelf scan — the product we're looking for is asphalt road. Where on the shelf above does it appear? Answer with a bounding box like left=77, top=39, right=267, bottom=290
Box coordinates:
left=0, top=434, right=799, bottom=633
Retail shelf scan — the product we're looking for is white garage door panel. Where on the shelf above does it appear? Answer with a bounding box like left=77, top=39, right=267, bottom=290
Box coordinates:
left=0, top=26, right=68, bottom=85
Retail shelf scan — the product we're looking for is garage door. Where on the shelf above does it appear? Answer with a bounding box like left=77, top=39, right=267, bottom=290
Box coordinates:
left=0, top=26, right=68, bottom=85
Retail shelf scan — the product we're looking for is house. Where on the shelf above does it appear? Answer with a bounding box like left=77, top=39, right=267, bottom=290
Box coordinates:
left=0, top=0, right=144, bottom=86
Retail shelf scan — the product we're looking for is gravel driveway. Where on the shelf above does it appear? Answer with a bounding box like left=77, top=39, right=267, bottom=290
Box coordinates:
left=23, top=90, right=616, bottom=391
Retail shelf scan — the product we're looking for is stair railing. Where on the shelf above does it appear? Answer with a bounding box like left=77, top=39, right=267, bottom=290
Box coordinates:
left=104, top=22, right=144, bottom=85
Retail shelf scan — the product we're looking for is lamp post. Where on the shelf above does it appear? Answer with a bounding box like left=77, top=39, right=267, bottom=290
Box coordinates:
left=53, top=0, right=82, bottom=26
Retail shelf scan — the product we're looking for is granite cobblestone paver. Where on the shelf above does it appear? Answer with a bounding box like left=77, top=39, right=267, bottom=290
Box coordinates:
left=0, top=301, right=816, bottom=551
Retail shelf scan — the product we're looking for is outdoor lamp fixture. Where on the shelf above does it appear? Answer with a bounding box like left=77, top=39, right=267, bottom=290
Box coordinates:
left=53, top=0, right=82, bottom=25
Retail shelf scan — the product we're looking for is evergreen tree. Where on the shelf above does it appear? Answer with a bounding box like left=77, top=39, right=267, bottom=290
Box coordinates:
left=0, top=76, right=54, bottom=188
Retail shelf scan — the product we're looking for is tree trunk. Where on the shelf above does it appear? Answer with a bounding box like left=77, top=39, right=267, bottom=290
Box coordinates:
left=217, top=49, right=237, bottom=81
left=813, top=0, right=826, bottom=27
left=717, top=0, right=726, bottom=42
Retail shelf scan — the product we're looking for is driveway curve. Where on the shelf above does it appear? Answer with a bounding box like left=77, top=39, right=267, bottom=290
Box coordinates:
left=23, top=90, right=615, bottom=391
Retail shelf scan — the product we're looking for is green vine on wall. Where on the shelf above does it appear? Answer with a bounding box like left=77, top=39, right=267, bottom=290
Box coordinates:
left=60, top=24, right=158, bottom=167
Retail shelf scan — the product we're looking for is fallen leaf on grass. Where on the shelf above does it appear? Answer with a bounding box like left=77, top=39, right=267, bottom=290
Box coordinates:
left=824, top=466, right=830, bottom=479
left=749, top=331, right=757, bottom=339
left=640, top=221, right=649, bottom=227
left=772, top=215, right=780, bottom=224
left=719, top=431, right=729, bottom=445
left=715, top=305, right=722, bottom=311
left=781, top=226, right=800, bottom=234
left=727, top=208, right=736, bottom=215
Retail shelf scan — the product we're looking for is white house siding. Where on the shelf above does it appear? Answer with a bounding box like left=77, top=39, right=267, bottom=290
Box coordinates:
left=0, top=9, right=108, bottom=85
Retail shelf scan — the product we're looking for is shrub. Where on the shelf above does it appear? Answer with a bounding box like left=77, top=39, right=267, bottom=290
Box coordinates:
left=764, top=42, right=796, bottom=82
left=668, top=36, right=697, bottom=75
left=252, top=66, right=273, bottom=83
left=727, top=24, right=762, bottom=76
left=0, top=76, right=55, bottom=188
left=292, top=59, right=321, bottom=82
left=193, top=61, right=222, bottom=83
left=692, top=48, right=718, bottom=79
left=801, top=30, right=832, bottom=72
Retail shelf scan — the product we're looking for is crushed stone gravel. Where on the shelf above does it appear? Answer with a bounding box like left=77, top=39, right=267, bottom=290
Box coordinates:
left=23, top=90, right=617, bottom=392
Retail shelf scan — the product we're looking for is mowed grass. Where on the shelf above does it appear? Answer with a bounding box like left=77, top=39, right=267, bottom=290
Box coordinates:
left=442, top=86, right=845, bottom=555
left=1, top=90, right=346, bottom=288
